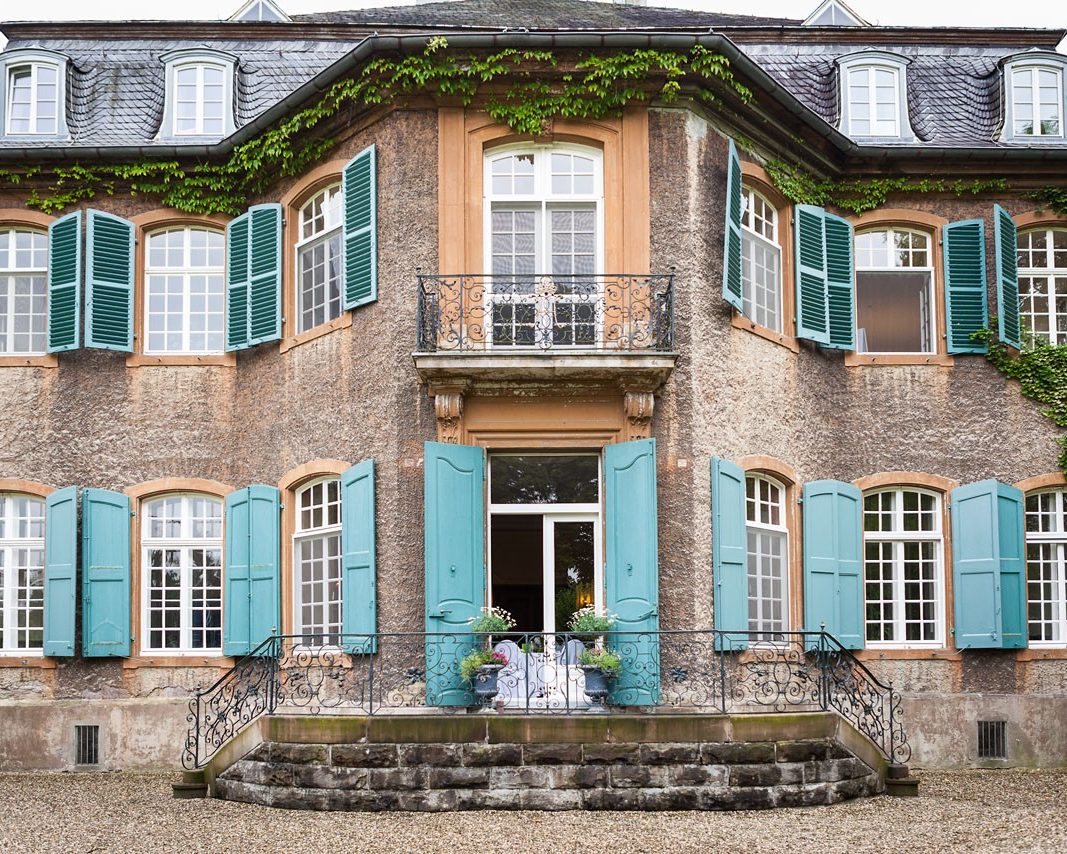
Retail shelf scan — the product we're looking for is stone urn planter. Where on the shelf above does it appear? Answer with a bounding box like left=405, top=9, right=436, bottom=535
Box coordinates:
left=580, top=665, right=616, bottom=702
left=473, top=664, right=504, bottom=701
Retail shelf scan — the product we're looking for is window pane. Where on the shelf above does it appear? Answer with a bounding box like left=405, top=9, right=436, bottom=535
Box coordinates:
left=856, top=270, right=933, bottom=353
left=490, top=455, right=599, bottom=504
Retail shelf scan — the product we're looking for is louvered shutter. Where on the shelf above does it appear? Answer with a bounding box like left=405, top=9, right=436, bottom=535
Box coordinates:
left=794, top=205, right=831, bottom=345
left=722, top=139, right=743, bottom=312
left=712, top=457, right=748, bottom=651
left=225, top=212, right=250, bottom=351
left=85, top=211, right=134, bottom=352
left=226, top=204, right=282, bottom=351
left=943, top=219, right=989, bottom=354
left=341, top=459, right=376, bottom=654
left=993, top=204, right=1021, bottom=349
left=46, top=211, right=82, bottom=353
left=82, top=488, right=131, bottom=657
left=802, top=480, right=863, bottom=649
left=823, top=213, right=855, bottom=350
left=43, top=486, right=78, bottom=656
left=342, top=145, right=377, bottom=310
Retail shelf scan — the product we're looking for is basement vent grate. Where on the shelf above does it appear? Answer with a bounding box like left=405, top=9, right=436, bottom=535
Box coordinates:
left=75, top=725, right=99, bottom=766
left=977, top=720, right=1007, bottom=760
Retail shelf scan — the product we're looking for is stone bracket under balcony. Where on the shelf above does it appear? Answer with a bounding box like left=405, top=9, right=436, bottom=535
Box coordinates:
left=412, top=350, right=678, bottom=389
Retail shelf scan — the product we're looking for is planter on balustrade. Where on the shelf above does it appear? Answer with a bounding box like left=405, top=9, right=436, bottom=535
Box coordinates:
left=473, top=664, right=504, bottom=701
left=580, top=665, right=616, bottom=701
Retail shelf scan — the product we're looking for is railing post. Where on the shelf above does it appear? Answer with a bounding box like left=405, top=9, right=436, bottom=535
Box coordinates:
left=888, top=681, right=896, bottom=761
left=193, top=692, right=201, bottom=769
left=819, top=624, right=829, bottom=711
left=717, top=631, right=728, bottom=714
left=268, top=636, right=279, bottom=715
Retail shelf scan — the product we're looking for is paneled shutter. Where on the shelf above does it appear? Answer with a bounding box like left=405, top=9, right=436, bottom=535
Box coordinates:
left=605, top=438, right=660, bottom=706
left=823, top=213, right=855, bottom=350
left=223, top=485, right=281, bottom=656
left=225, top=212, right=250, bottom=351
left=424, top=441, right=485, bottom=706
left=802, top=480, right=864, bottom=649
left=85, top=211, right=134, bottom=352
left=951, top=480, right=1027, bottom=649
left=794, top=205, right=831, bottom=345
left=341, top=459, right=376, bottom=654
left=722, top=139, right=744, bottom=312
left=46, top=211, right=82, bottom=353
left=943, top=219, right=989, bottom=354
left=993, top=204, right=1021, bottom=350
left=81, top=488, right=131, bottom=657
left=43, top=486, right=78, bottom=656
left=711, top=457, right=748, bottom=650
left=342, top=144, right=377, bottom=310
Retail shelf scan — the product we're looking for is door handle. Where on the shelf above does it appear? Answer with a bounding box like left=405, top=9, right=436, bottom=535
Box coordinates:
left=428, top=608, right=453, bottom=618
left=635, top=609, right=658, bottom=620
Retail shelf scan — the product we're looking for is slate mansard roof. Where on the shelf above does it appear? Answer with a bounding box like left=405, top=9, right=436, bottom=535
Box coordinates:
left=0, top=0, right=1064, bottom=155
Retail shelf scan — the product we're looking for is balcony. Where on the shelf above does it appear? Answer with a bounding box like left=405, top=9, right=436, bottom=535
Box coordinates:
left=413, top=274, right=677, bottom=387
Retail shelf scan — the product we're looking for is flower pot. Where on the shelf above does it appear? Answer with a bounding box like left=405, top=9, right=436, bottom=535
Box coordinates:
left=473, top=664, right=504, bottom=701
left=580, top=665, right=616, bottom=701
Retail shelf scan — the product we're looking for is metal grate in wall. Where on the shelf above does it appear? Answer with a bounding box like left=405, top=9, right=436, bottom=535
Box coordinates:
left=75, top=725, right=100, bottom=766
left=977, top=720, right=1007, bottom=760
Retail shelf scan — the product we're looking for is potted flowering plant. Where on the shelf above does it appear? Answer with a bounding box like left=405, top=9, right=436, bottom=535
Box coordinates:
left=577, top=646, right=621, bottom=701
left=567, top=605, right=616, bottom=642
left=462, top=606, right=516, bottom=702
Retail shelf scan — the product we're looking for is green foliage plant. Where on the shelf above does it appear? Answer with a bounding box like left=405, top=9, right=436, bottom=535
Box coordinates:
left=577, top=646, right=621, bottom=676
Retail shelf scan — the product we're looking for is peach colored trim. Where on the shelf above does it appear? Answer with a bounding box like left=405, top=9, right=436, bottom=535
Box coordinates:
left=738, top=455, right=798, bottom=485
left=1014, top=210, right=1067, bottom=230
left=280, top=160, right=349, bottom=353
left=1017, top=648, right=1067, bottom=660
left=853, top=471, right=958, bottom=493
left=0, top=208, right=53, bottom=229
left=0, top=656, right=56, bottom=668
left=0, top=212, right=58, bottom=368
left=854, top=649, right=961, bottom=662
left=128, top=211, right=236, bottom=368
left=0, top=355, right=58, bottom=368
left=845, top=209, right=954, bottom=368
left=122, top=656, right=233, bottom=670
left=0, top=479, right=55, bottom=498
left=126, top=479, right=233, bottom=660
left=278, top=459, right=351, bottom=635
left=1014, top=472, right=1067, bottom=493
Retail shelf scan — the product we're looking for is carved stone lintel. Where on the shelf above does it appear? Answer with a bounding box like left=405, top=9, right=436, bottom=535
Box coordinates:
left=624, top=391, right=655, bottom=440
left=434, top=390, right=465, bottom=444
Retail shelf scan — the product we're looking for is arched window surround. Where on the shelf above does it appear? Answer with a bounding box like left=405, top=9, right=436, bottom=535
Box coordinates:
left=158, top=49, right=237, bottom=141
left=0, top=209, right=57, bottom=369
left=835, top=50, right=915, bottom=142
left=0, top=48, right=70, bottom=141
left=0, top=478, right=53, bottom=661
left=1001, top=52, right=1067, bottom=143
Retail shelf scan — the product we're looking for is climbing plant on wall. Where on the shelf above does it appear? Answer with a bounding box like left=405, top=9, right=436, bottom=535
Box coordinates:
left=0, top=39, right=751, bottom=217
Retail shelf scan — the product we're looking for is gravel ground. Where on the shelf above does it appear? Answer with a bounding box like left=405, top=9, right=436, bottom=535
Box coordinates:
left=1, top=769, right=1065, bottom=853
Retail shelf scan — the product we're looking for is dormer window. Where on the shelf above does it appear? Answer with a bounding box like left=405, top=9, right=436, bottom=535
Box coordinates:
left=1008, top=63, right=1064, bottom=139
left=0, top=49, right=69, bottom=139
left=160, top=49, right=237, bottom=140
left=836, top=52, right=914, bottom=142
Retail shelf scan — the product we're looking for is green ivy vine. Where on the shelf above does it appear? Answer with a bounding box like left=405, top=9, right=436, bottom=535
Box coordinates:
left=0, top=39, right=750, bottom=217
left=973, top=328, right=1067, bottom=472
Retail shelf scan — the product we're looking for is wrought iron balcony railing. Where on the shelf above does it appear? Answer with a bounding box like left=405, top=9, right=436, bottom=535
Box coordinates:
left=415, top=274, right=675, bottom=353
left=182, top=630, right=909, bottom=770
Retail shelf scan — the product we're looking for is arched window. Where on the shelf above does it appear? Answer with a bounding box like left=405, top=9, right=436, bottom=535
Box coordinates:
left=293, top=478, right=342, bottom=645
left=1017, top=227, right=1067, bottom=344
left=0, top=227, right=48, bottom=356
left=173, top=62, right=226, bottom=136
left=745, top=474, right=789, bottom=635
left=144, top=226, right=225, bottom=355
left=5, top=61, right=59, bottom=136
left=0, top=493, right=45, bottom=652
left=295, top=184, right=343, bottom=334
left=862, top=488, right=944, bottom=647
left=1008, top=63, right=1063, bottom=139
left=740, top=187, right=782, bottom=333
left=1024, top=489, right=1067, bottom=646
left=855, top=227, right=934, bottom=354
left=141, top=494, right=223, bottom=653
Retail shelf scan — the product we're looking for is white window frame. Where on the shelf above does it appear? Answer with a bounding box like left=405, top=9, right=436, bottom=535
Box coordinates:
left=294, top=183, right=344, bottom=335
left=1024, top=489, right=1067, bottom=648
left=139, top=493, right=224, bottom=655
left=0, top=226, right=48, bottom=356
left=0, top=50, right=68, bottom=140
left=292, top=477, right=343, bottom=647
left=854, top=226, right=936, bottom=355
left=159, top=49, right=236, bottom=140
left=0, top=493, right=45, bottom=655
left=1002, top=56, right=1067, bottom=142
left=1017, top=227, right=1067, bottom=345
left=862, top=487, right=946, bottom=649
left=143, top=226, right=226, bottom=356
left=836, top=52, right=914, bottom=142
left=740, top=186, right=783, bottom=334
left=745, top=473, right=789, bottom=636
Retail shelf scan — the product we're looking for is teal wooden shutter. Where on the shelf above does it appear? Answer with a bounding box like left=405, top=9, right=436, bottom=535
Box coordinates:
left=802, top=480, right=863, bottom=649
left=342, top=144, right=377, bottom=310
left=47, top=211, right=82, bottom=353
left=993, top=204, right=1021, bottom=349
left=823, top=212, right=855, bottom=350
left=722, top=139, right=743, bottom=312
left=225, top=212, right=250, bottom=351
left=943, top=219, right=989, bottom=354
left=605, top=438, right=660, bottom=706
left=85, top=210, right=134, bottom=352
left=951, top=480, right=1027, bottom=649
left=711, top=457, right=748, bottom=650
left=81, top=488, right=131, bottom=657
left=424, top=441, right=485, bottom=706
left=223, top=485, right=280, bottom=656
left=341, top=459, right=376, bottom=654
left=43, top=486, right=78, bottom=656
left=794, top=205, right=831, bottom=345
